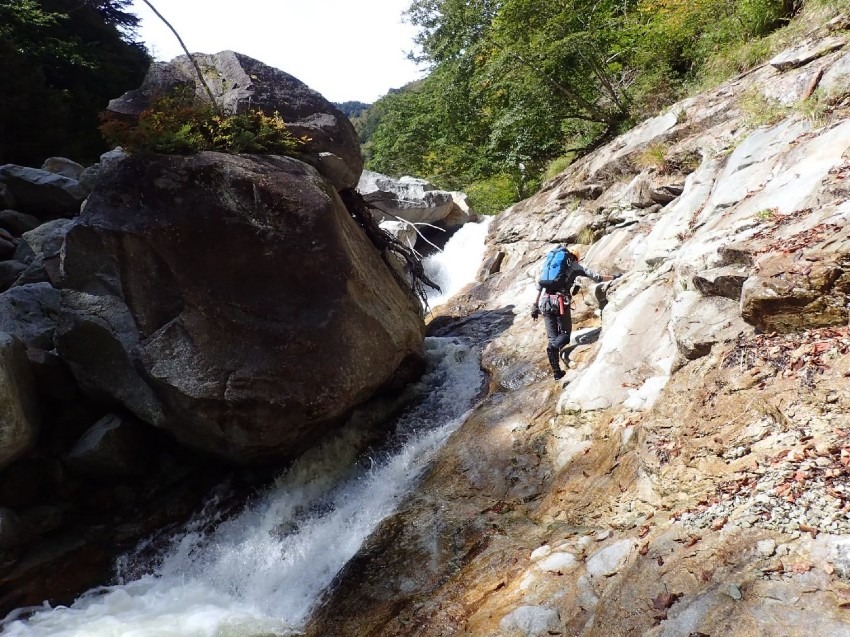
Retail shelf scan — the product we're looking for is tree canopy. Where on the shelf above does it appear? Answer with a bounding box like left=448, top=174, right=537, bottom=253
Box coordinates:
left=0, top=0, right=150, bottom=166
left=363, top=0, right=800, bottom=214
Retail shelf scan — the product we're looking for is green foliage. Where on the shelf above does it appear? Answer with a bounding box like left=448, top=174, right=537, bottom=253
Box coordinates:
left=635, top=143, right=670, bottom=173
left=739, top=89, right=788, bottom=128
left=465, top=174, right=519, bottom=216
left=0, top=0, right=149, bottom=165
left=361, top=0, right=813, bottom=213
left=334, top=100, right=370, bottom=118
left=542, top=155, right=575, bottom=181
left=794, top=89, right=838, bottom=127
left=100, top=90, right=304, bottom=155
left=576, top=226, right=597, bottom=244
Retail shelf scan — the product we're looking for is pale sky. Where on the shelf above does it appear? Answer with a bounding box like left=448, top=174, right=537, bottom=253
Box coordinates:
left=129, top=0, right=425, bottom=103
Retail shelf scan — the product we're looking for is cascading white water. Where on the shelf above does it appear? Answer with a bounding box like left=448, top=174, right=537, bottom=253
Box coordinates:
left=1, top=339, right=482, bottom=637
left=2, top=218, right=493, bottom=637
left=424, top=216, right=493, bottom=309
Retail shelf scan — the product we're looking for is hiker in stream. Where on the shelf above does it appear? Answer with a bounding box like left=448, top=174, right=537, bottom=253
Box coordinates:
left=530, top=246, right=619, bottom=380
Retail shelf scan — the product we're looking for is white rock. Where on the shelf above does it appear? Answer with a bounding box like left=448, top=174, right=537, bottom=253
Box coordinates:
left=757, top=539, right=777, bottom=557
left=537, top=552, right=579, bottom=573
left=499, top=605, right=561, bottom=636
left=576, top=574, right=600, bottom=609
left=530, top=545, right=552, bottom=561
left=586, top=539, right=637, bottom=578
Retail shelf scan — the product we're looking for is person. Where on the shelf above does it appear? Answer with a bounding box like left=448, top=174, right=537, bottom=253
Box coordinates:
left=530, top=248, right=618, bottom=380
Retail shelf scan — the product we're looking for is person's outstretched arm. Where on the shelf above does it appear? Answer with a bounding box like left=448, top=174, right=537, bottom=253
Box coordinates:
left=530, top=286, right=542, bottom=319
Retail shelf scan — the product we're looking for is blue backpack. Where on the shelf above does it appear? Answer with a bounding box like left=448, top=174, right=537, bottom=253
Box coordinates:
left=538, top=247, right=575, bottom=291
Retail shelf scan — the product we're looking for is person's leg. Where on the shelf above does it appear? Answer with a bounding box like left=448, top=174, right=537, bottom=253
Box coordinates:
left=543, top=313, right=566, bottom=378
left=551, top=310, right=572, bottom=351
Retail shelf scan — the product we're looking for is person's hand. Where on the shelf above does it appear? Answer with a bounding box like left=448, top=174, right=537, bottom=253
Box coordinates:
left=530, top=304, right=540, bottom=320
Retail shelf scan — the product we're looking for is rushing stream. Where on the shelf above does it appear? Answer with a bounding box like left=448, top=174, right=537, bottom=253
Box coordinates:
left=424, top=216, right=492, bottom=309
left=2, top=219, right=491, bottom=637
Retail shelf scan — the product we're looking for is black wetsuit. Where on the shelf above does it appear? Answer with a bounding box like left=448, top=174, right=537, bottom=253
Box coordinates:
left=537, top=261, right=604, bottom=373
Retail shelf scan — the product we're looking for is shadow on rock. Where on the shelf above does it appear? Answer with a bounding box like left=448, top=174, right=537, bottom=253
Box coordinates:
left=425, top=305, right=516, bottom=344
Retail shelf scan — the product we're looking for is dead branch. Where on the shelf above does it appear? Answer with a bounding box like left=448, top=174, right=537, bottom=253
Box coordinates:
left=340, top=190, right=440, bottom=312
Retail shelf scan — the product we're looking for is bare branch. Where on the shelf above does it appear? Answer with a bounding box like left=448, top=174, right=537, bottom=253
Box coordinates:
left=138, top=0, right=219, bottom=113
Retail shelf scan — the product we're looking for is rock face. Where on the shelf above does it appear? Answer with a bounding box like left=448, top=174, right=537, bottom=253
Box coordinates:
left=65, top=412, right=155, bottom=478
left=0, top=165, right=88, bottom=219
left=306, top=18, right=850, bottom=637
left=0, top=283, right=61, bottom=349
left=59, top=152, right=425, bottom=464
left=107, top=51, right=363, bottom=190
left=0, top=334, right=39, bottom=471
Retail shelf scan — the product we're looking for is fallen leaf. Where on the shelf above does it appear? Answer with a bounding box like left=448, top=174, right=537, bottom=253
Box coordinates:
left=710, top=516, right=728, bottom=531
left=799, top=523, right=819, bottom=538
left=639, top=542, right=650, bottom=556
left=652, top=591, right=681, bottom=610
left=638, top=525, right=651, bottom=538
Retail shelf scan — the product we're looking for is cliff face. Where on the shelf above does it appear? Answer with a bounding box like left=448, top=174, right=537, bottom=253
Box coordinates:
left=307, top=17, right=850, bottom=637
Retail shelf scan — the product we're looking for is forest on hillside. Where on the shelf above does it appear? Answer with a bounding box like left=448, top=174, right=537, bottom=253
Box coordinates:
left=3, top=0, right=842, bottom=215
left=363, top=0, right=818, bottom=213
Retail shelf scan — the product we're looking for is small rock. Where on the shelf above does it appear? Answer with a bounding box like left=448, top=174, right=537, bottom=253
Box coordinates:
left=757, top=539, right=777, bottom=557
left=595, top=529, right=612, bottom=541
left=728, top=583, right=743, bottom=600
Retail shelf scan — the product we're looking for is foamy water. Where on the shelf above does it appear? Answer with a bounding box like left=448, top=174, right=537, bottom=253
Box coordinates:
left=1, top=338, right=483, bottom=637
left=424, top=217, right=492, bottom=309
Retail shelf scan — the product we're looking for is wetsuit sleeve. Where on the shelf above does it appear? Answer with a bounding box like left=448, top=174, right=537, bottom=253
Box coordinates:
left=576, top=263, right=605, bottom=283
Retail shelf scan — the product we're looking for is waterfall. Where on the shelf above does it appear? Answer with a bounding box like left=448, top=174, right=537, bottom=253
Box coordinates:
left=424, top=216, right=492, bottom=309
left=1, top=338, right=483, bottom=637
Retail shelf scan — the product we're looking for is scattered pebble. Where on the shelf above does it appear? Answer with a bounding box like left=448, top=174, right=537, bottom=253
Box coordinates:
left=757, top=539, right=777, bottom=557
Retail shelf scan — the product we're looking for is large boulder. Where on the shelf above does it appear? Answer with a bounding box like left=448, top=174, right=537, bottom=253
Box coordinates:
left=0, top=283, right=61, bottom=350
left=358, top=170, right=477, bottom=229
left=59, top=152, right=425, bottom=464
left=107, top=51, right=363, bottom=191
left=0, top=210, right=41, bottom=237
left=13, top=218, right=74, bottom=286
left=0, top=333, right=39, bottom=471
left=78, top=148, right=128, bottom=192
left=740, top=223, right=850, bottom=333
left=55, top=291, right=166, bottom=426
left=40, top=158, right=85, bottom=181
left=0, top=165, right=88, bottom=219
